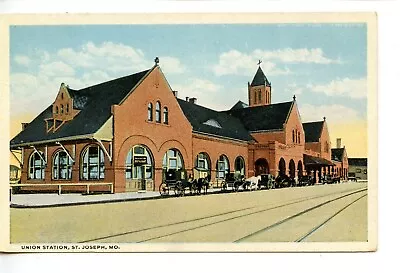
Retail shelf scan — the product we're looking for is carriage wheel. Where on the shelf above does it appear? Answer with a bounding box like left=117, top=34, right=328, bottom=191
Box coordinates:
left=174, top=181, right=184, bottom=197
left=159, top=183, right=169, bottom=196
left=221, top=182, right=227, bottom=191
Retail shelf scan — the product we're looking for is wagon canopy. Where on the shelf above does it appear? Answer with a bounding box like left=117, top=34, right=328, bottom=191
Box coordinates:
left=303, top=154, right=335, bottom=167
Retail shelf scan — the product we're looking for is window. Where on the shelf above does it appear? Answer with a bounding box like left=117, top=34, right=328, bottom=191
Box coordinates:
left=292, top=130, right=295, bottom=143
left=356, top=168, right=362, bottom=173
left=28, top=151, right=45, bottom=180
left=163, top=107, right=169, bottom=124
left=254, top=91, right=257, bottom=104
left=125, top=145, right=154, bottom=179
left=61, top=93, right=64, bottom=100
left=298, top=132, right=301, bottom=143
left=66, top=104, right=69, bottom=114
left=258, top=90, right=262, bottom=102
left=217, top=155, right=229, bottom=179
left=61, top=104, right=64, bottom=114
left=155, top=101, right=161, bottom=123
left=196, top=152, right=210, bottom=170
left=54, top=105, right=59, bottom=114
left=234, top=156, right=245, bottom=176
left=147, top=103, right=153, bottom=121
left=81, top=146, right=105, bottom=180
left=203, top=119, right=222, bottom=128
left=162, top=149, right=183, bottom=171
left=53, top=150, right=72, bottom=180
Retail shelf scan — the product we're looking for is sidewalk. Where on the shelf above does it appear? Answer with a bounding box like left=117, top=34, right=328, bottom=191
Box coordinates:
left=10, top=188, right=222, bottom=208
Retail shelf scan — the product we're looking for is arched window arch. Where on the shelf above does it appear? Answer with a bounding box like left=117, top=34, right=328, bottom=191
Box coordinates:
left=163, top=149, right=184, bottom=171
left=155, top=101, right=161, bottom=123
left=216, top=155, right=230, bottom=179
left=163, top=107, right=169, bottom=124
left=234, top=156, right=245, bottom=176
left=53, top=150, right=72, bottom=180
left=28, top=151, right=45, bottom=180
left=147, top=103, right=153, bottom=121
left=81, top=145, right=105, bottom=180
left=125, top=145, right=154, bottom=179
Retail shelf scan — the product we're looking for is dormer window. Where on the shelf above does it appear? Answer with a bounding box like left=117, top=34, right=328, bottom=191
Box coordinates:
left=203, top=119, right=222, bottom=129
left=61, top=104, right=64, bottom=114
left=55, top=106, right=59, bottom=114
left=61, top=93, right=64, bottom=100
left=148, top=103, right=153, bottom=121
left=155, top=101, right=161, bottom=123
left=163, top=107, right=169, bottom=124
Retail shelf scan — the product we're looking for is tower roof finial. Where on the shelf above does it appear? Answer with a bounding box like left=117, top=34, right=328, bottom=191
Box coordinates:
left=293, top=94, right=296, bottom=101
left=154, top=57, right=159, bottom=65
left=257, top=59, right=262, bottom=66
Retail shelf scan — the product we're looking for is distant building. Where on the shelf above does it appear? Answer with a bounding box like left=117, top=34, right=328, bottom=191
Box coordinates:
left=348, top=158, right=368, bottom=180
left=331, top=138, right=349, bottom=180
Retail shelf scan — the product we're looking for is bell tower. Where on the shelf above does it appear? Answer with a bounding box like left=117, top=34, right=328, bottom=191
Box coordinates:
left=248, top=60, right=271, bottom=107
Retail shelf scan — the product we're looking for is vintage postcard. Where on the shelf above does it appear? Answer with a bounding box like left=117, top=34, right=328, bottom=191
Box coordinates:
left=0, top=13, right=377, bottom=252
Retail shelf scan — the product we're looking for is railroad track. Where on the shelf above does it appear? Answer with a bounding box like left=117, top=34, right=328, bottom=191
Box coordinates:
left=81, top=186, right=367, bottom=243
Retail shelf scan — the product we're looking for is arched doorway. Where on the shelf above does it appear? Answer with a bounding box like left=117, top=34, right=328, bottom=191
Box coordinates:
left=216, top=155, right=230, bottom=179
left=254, top=158, right=269, bottom=176
left=297, top=160, right=303, bottom=177
left=289, top=159, right=296, bottom=178
left=194, top=152, right=211, bottom=179
left=278, top=158, right=286, bottom=176
left=234, top=156, right=246, bottom=176
left=125, top=145, right=154, bottom=191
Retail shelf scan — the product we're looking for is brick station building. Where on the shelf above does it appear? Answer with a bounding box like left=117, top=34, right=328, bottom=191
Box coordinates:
left=10, top=59, right=346, bottom=193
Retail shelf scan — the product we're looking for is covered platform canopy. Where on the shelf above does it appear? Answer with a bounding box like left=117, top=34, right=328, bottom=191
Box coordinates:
left=303, top=154, right=335, bottom=167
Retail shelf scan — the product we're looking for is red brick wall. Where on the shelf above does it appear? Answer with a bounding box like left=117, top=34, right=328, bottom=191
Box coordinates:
left=112, top=67, right=193, bottom=192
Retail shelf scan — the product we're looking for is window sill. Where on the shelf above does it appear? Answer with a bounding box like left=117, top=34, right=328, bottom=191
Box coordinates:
left=145, top=120, right=170, bottom=127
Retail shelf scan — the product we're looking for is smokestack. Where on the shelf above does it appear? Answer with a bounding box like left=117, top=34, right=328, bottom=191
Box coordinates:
left=189, top=97, right=197, bottom=104
left=21, top=123, right=29, bottom=131
left=172, top=90, right=178, bottom=97
left=336, top=138, right=342, bottom=148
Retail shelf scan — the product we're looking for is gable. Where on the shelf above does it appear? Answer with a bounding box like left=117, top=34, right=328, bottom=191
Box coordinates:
left=303, top=121, right=324, bottom=142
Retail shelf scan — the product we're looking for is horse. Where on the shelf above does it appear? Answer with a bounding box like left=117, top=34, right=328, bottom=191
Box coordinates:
left=244, top=175, right=261, bottom=191
left=275, top=174, right=296, bottom=188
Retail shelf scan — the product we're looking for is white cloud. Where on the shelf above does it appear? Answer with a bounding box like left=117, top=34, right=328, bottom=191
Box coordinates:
left=299, top=104, right=361, bottom=123
left=285, top=83, right=304, bottom=95
left=10, top=41, right=187, bottom=116
left=212, top=47, right=340, bottom=76
left=14, top=55, right=31, bottom=66
left=212, top=49, right=291, bottom=76
left=308, top=77, right=367, bottom=99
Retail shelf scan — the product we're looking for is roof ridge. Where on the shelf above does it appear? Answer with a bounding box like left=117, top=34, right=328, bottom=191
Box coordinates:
left=229, top=100, right=293, bottom=112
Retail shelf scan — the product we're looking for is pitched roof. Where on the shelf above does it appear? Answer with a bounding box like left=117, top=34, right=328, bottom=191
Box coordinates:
left=10, top=69, right=150, bottom=147
left=226, top=101, right=293, bottom=132
left=348, top=158, right=368, bottom=166
left=302, top=121, right=324, bottom=142
left=331, top=148, right=345, bottom=161
left=230, top=100, right=249, bottom=111
left=304, top=154, right=334, bottom=166
left=177, top=99, right=253, bottom=142
left=251, top=66, right=271, bottom=87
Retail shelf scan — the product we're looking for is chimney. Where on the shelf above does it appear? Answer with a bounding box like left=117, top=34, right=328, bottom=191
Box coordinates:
left=172, top=90, right=178, bottom=97
left=21, top=123, right=29, bottom=131
left=189, top=97, right=197, bottom=104
left=336, top=138, right=342, bottom=148
left=185, top=96, right=189, bottom=102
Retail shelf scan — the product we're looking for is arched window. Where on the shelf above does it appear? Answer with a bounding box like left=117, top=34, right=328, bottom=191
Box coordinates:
left=163, top=107, right=169, bottom=124
left=216, top=155, right=229, bottom=179
left=162, top=149, right=183, bottom=171
left=53, top=150, right=72, bottom=180
left=254, top=90, right=257, bottom=103
left=258, top=90, right=262, bottom=102
left=66, top=103, right=69, bottom=114
left=125, top=145, right=154, bottom=179
left=298, top=132, right=301, bottom=143
left=155, top=101, right=161, bottom=123
left=55, top=105, right=59, bottom=114
left=147, top=103, right=153, bottom=121
left=234, top=156, right=245, bottom=176
left=196, top=152, right=210, bottom=170
left=292, top=130, right=295, bottom=143
left=81, top=145, right=105, bottom=180
left=61, top=92, right=64, bottom=100
left=28, top=151, right=45, bottom=180
left=61, top=104, right=64, bottom=114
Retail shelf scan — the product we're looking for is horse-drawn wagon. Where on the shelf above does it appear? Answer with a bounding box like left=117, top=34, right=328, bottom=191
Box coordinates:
left=159, top=169, right=210, bottom=197
left=257, top=174, right=276, bottom=190
left=221, top=172, right=245, bottom=192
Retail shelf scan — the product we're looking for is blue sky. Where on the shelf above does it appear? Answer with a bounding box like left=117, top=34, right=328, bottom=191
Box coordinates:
left=10, top=23, right=367, bottom=124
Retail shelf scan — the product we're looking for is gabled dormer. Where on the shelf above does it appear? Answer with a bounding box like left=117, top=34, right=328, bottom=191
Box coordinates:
left=45, top=83, right=80, bottom=133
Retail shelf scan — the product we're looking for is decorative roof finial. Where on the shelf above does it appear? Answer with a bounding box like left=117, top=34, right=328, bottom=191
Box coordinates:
left=154, top=57, right=159, bottom=65
left=293, top=94, right=296, bottom=101
left=323, top=116, right=326, bottom=121
left=257, top=59, right=262, bottom=66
